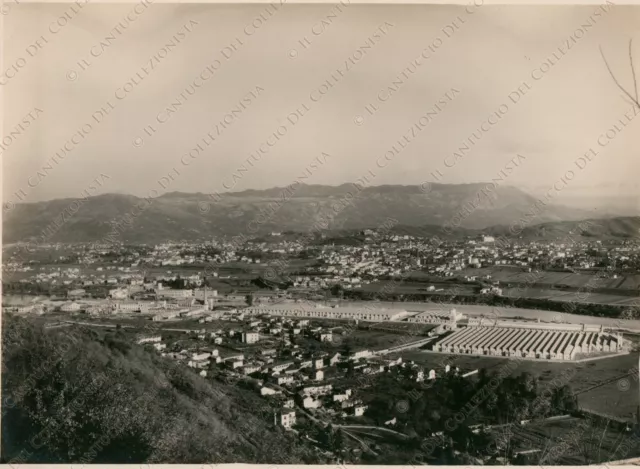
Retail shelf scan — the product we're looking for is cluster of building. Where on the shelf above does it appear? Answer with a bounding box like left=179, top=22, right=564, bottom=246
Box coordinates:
left=433, top=321, right=630, bottom=360
left=407, top=309, right=465, bottom=330
left=244, top=304, right=410, bottom=322
left=7, top=232, right=640, bottom=314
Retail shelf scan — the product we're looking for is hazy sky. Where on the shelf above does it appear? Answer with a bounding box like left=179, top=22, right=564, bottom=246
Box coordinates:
left=3, top=3, right=640, bottom=203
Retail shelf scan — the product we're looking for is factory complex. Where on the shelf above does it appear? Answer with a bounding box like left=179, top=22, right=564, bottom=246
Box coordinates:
left=432, top=322, right=630, bottom=361
left=244, top=304, right=411, bottom=322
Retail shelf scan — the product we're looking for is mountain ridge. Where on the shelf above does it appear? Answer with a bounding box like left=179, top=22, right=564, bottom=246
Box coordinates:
left=3, top=184, right=632, bottom=243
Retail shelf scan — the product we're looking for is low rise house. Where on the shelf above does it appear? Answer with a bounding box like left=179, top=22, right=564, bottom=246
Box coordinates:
left=277, top=375, right=295, bottom=385
left=60, top=302, right=81, bottom=312
left=301, top=384, right=332, bottom=396
left=137, top=336, right=162, bottom=345
left=271, top=361, right=294, bottom=373
left=192, top=352, right=211, bottom=361
left=354, top=405, right=368, bottom=416
left=260, top=386, right=281, bottom=396
left=319, top=332, right=333, bottom=342
left=276, top=409, right=296, bottom=429
left=302, top=396, right=321, bottom=409
left=350, top=349, right=373, bottom=360
left=242, top=364, right=262, bottom=375
left=242, top=332, right=260, bottom=344
left=333, top=389, right=352, bottom=402
left=229, top=360, right=243, bottom=369
left=188, top=360, right=209, bottom=369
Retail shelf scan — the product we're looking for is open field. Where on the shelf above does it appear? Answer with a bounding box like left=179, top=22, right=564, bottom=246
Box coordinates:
left=399, top=350, right=638, bottom=418
left=340, top=329, right=423, bottom=351
left=365, top=321, right=437, bottom=336
left=503, top=287, right=639, bottom=304
left=578, top=379, right=639, bottom=422
left=356, top=282, right=476, bottom=295
left=457, top=267, right=640, bottom=292
left=355, top=280, right=639, bottom=306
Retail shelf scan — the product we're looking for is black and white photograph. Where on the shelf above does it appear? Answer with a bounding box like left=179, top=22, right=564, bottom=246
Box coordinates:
left=2, top=0, right=640, bottom=465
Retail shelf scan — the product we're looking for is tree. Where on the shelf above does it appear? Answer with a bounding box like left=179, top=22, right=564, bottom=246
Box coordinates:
left=331, top=284, right=345, bottom=299
left=245, top=294, right=255, bottom=306
left=329, top=427, right=345, bottom=452
left=601, top=38, right=640, bottom=109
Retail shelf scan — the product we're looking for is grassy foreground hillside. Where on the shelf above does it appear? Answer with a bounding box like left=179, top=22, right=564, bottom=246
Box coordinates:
left=1, top=315, right=319, bottom=464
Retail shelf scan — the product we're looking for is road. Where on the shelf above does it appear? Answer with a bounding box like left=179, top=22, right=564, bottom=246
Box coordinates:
left=574, top=371, right=637, bottom=396
left=62, top=320, right=197, bottom=334
left=336, top=424, right=409, bottom=439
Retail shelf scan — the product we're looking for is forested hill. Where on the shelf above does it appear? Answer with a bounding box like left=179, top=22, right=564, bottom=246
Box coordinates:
left=1, top=316, right=319, bottom=464
left=3, top=184, right=595, bottom=243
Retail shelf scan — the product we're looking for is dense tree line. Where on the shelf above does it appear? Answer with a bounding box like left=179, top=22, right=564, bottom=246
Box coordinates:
left=361, top=367, right=578, bottom=464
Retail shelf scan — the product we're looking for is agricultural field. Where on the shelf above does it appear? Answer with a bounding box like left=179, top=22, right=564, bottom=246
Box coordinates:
left=400, top=349, right=639, bottom=420
left=504, top=287, right=639, bottom=305
left=340, top=329, right=420, bottom=352
left=355, top=282, right=476, bottom=296
left=458, top=268, right=640, bottom=293
left=577, top=379, right=638, bottom=422
left=366, top=321, right=437, bottom=336
left=398, top=350, right=507, bottom=375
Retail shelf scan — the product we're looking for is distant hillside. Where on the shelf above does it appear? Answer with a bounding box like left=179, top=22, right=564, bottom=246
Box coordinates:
left=3, top=183, right=603, bottom=243
left=1, top=315, right=318, bottom=464
left=484, top=216, right=640, bottom=240
left=319, top=217, right=640, bottom=243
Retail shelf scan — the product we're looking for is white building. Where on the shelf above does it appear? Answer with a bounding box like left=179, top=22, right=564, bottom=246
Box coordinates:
left=260, top=386, right=281, bottom=396
left=354, top=405, right=368, bottom=416
left=301, top=384, right=332, bottom=396
left=192, top=352, right=211, bottom=361
left=302, top=396, right=321, bottom=409
left=109, top=288, right=128, bottom=299
left=320, top=332, right=333, bottom=343
left=276, top=409, right=296, bottom=429
left=60, top=302, right=81, bottom=312
left=350, top=350, right=373, bottom=360
left=242, top=332, right=260, bottom=344
left=156, top=288, right=193, bottom=299
left=137, top=337, right=162, bottom=348
left=277, top=375, right=295, bottom=385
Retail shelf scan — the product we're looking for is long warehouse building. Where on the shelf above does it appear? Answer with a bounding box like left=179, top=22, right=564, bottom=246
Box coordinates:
left=433, top=326, right=629, bottom=360
left=245, top=305, right=410, bottom=322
